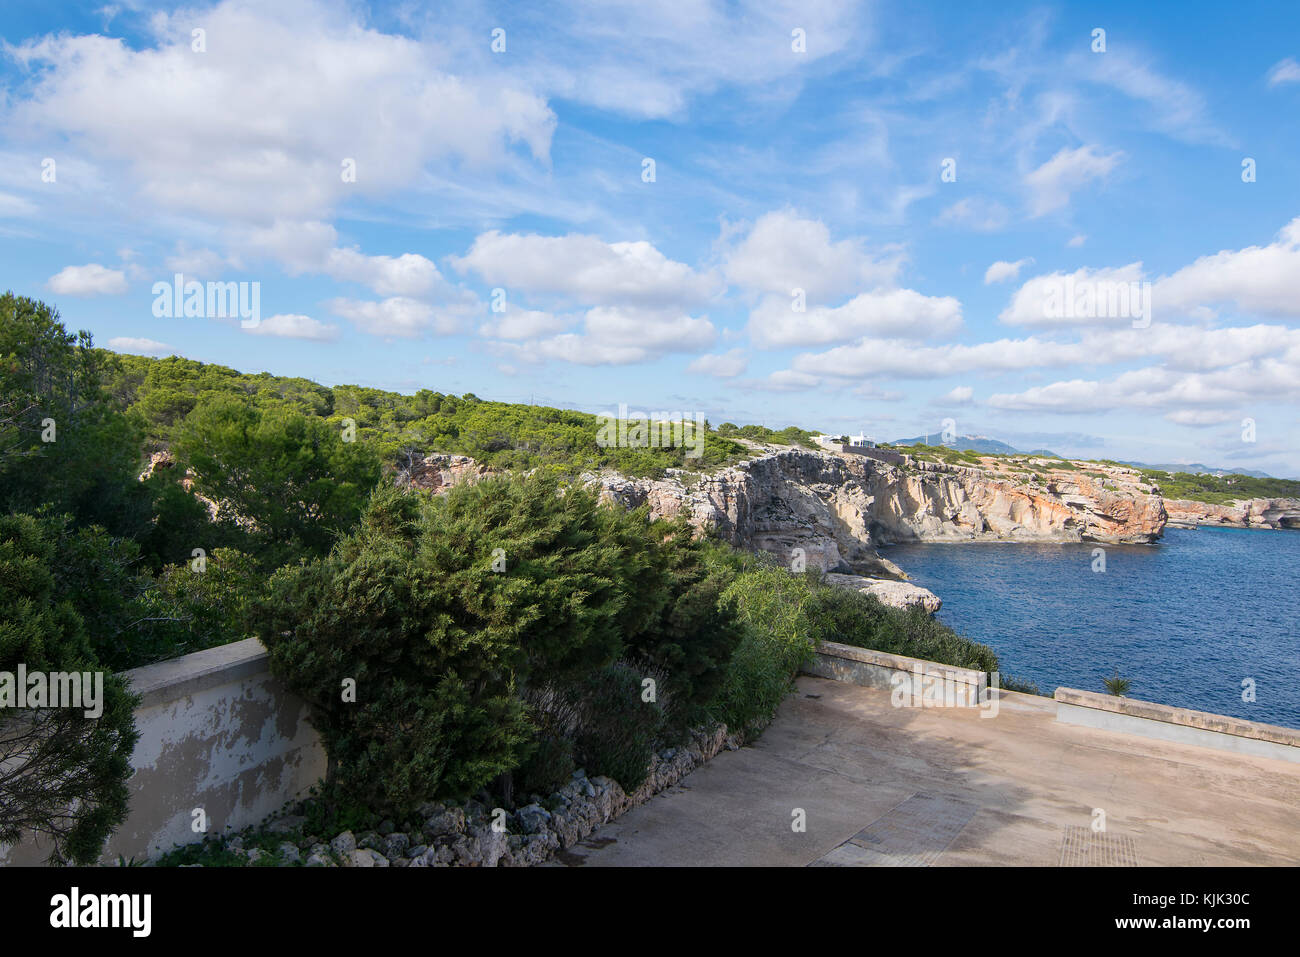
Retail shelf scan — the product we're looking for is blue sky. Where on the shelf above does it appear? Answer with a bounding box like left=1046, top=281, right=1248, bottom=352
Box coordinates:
left=2, top=0, right=1299, bottom=474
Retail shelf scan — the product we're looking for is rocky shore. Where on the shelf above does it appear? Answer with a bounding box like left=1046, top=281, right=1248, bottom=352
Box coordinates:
left=1164, top=497, right=1300, bottom=530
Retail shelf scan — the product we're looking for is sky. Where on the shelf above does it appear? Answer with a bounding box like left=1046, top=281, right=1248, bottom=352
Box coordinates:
left=2, top=0, right=1299, bottom=476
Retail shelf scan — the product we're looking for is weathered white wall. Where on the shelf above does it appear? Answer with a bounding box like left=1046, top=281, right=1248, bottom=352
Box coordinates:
left=1, top=638, right=326, bottom=866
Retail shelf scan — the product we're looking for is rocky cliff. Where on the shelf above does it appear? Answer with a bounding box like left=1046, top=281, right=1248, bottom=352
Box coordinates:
left=395, top=448, right=1169, bottom=613
left=591, top=448, right=1166, bottom=566
left=1164, top=497, right=1300, bottom=530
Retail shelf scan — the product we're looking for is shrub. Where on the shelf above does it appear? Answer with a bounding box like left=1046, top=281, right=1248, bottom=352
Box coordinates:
left=709, top=557, right=820, bottom=736
left=568, top=663, right=664, bottom=793
left=805, top=581, right=999, bottom=673
left=262, top=476, right=682, bottom=815
left=0, top=513, right=139, bottom=865
left=515, top=733, right=576, bottom=797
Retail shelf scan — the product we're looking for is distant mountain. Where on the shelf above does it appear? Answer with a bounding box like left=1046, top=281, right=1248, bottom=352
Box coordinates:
left=887, top=434, right=1278, bottom=478
left=890, top=433, right=1048, bottom=457
left=1123, top=461, right=1274, bottom=479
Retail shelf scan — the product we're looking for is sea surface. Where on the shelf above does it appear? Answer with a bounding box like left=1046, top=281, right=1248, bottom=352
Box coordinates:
left=880, top=526, right=1300, bottom=728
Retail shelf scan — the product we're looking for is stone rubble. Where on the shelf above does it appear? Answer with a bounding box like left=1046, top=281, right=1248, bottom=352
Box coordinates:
left=240, top=724, right=737, bottom=868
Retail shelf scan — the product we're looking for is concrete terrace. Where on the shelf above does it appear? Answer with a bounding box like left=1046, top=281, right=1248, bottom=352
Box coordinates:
left=555, top=676, right=1300, bottom=867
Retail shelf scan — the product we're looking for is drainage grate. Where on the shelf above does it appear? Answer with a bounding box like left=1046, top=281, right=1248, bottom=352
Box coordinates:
left=812, top=792, right=979, bottom=867
left=1059, top=824, right=1139, bottom=866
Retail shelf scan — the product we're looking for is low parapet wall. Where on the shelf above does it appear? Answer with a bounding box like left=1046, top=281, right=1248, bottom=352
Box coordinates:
left=1055, top=687, right=1300, bottom=764
left=803, top=640, right=987, bottom=706
left=1, top=638, right=326, bottom=866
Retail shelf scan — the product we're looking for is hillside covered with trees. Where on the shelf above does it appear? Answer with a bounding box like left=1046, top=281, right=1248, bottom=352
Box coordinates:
left=2, top=293, right=1009, bottom=865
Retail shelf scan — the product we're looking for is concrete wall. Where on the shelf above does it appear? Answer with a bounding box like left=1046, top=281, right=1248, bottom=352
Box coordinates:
left=803, top=640, right=987, bottom=706
left=1055, top=687, right=1300, bottom=764
left=1, top=638, right=326, bottom=866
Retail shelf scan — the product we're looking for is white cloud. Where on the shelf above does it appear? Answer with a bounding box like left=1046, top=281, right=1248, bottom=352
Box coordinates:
left=0, top=192, right=37, bottom=217
left=479, top=308, right=574, bottom=340
left=107, top=336, right=170, bottom=355
left=1082, top=54, right=1227, bottom=145
left=999, top=263, right=1147, bottom=327
left=510, top=0, right=866, bottom=120
left=1153, top=217, right=1300, bottom=318
left=1266, top=58, right=1300, bottom=87
left=1067, top=234, right=1087, bottom=248
left=47, top=262, right=127, bottom=296
left=247, top=220, right=449, bottom=298
left=748, top=288, right=962, bottom=348
left=687, top=348, right=748, bottom=377
left=1025, top=145, right=1122, bottom=216
left=500, top=306, right=717, bottom=366
left=6, top=1, right=555, bottom=225
left=164, top=243, right=228, bottom=275
left=941, top=385, right=974, bottom=404
left=245, top=313, right=339, bottom=341
left=988, top=359, right=1300, bottom=413
left=984, top=258, right=1033, bottom=284
left=721, top=210, right=902, bottom=300
left=1165, top=409, right=1234, bottom=427
left=328, top=297, right=465, bottom=338
left=936, top=197, right=1009, bottom=232
left=450, top=231, right=720, bottom=308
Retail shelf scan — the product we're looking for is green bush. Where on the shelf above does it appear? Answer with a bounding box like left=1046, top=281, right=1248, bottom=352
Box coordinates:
left=515, top=733, right=576, bottom=797
left=804, top=584, right=999, bottom=673
left=569, top=662, right=664, bottom=792
left=0, top=513, right=139, bottom=865
left=709, top=558, right=820, bottom=737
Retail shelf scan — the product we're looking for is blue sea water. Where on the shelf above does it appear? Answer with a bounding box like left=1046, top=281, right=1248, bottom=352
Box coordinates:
left=880, top=527, right=1300, bottom=729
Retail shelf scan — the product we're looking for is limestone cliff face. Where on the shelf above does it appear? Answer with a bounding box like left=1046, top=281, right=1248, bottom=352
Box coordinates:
left=1164, top=497, right=1300, bottom=530
left=391, top=448, right=1166, bottom=613
left=590, top=449, right=1168, bottom=578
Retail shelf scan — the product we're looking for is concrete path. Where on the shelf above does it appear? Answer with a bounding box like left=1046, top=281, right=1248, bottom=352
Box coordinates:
left=554, top=676, right=1300, bottom=866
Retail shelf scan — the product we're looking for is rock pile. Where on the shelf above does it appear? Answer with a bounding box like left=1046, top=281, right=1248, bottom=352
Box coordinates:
left=215, top=725, right=736, bottom=868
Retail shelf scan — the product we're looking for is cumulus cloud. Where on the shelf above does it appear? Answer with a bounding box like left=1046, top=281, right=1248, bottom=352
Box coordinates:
left=247, top=220, right=449, bottom=298
left=984, top=258, right=1033, bottom=284
left=999, top=263, right=1147, bottom=327
left=748, top=288, right=962, bottom=347
left=450, top=231, right=720, bottom=308
left=245, top=313, right=339, bottom=341
left=106, top=336, right=171, bottom=355
left=495, top=306, right=716, bottom=366
left=988, top=359, right=1300, bottom=413
left=6, top=1, right=555, bottom=225
left=328, top=297, right=467, bottom=338
left=48, top=263, right=127, bottom=296
left=721, top=210, right=902, bottom=301
left=1025, top=145, right=1122, bottom=216
left=940, top=385, right=974, bottom=404
left=1153, top=217, right=1300, bottom=319
left=478, top=308, right=574, bottom=340
left=687, top=349, right=749, bottom=377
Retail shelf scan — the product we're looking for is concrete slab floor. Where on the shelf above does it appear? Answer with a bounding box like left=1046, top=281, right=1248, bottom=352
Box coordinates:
left=553, top=676, right=1300, bottom=867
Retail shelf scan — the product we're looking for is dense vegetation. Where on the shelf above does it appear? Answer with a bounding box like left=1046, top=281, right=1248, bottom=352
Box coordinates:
left=2, top=291, right=1016, bottom=863
left=104, top=353, right=758, bottom=478
left=1138, top=469, right=1300, bottom=505
left=715, top=421, right=819, bottom=449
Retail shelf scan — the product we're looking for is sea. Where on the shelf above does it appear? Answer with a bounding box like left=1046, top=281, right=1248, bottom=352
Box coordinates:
left=880, top=526, right=1300, bottom=728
